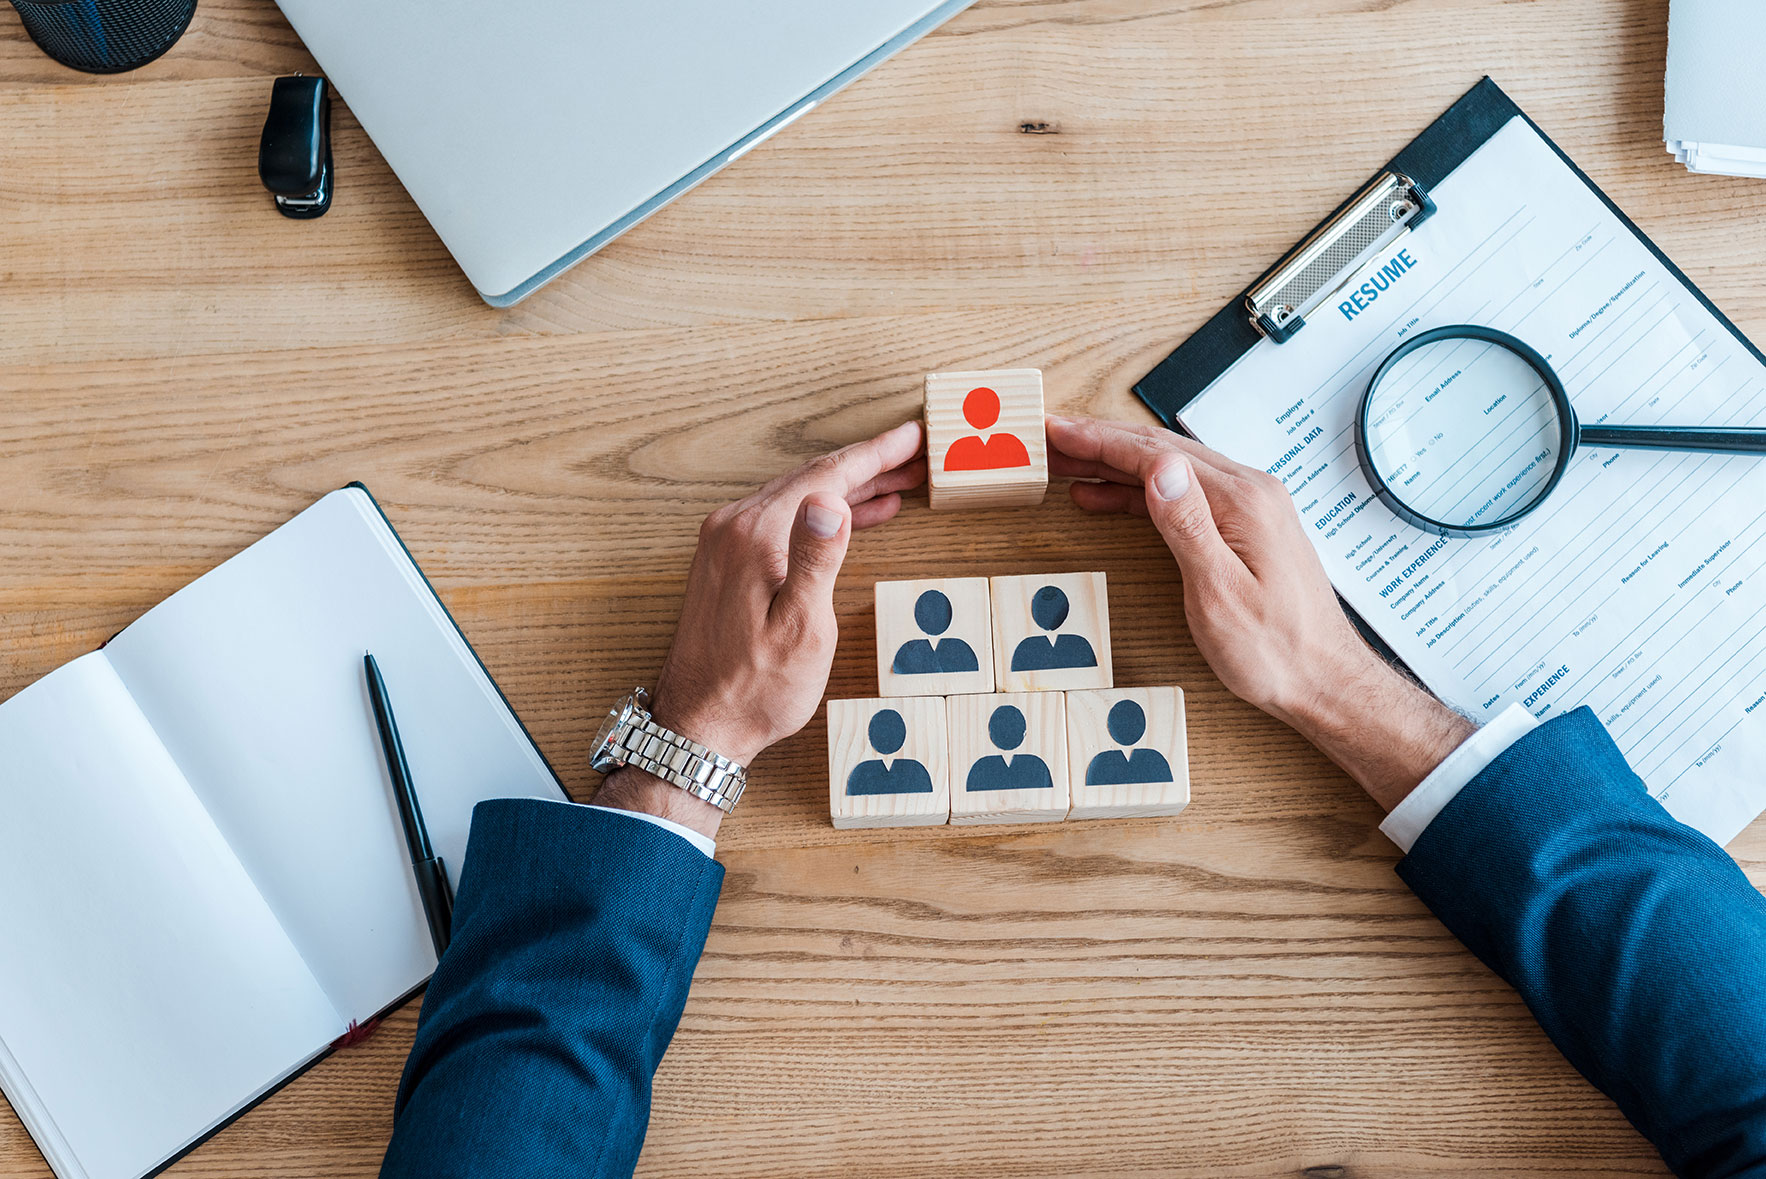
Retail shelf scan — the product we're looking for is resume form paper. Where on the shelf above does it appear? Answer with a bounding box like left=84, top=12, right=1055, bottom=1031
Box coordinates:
left=1181, top=116, right=1766, bottom=844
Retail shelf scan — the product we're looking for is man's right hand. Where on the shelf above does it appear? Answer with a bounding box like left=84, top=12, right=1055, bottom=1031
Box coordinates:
left=1045, top=414, right=1473, bottom=811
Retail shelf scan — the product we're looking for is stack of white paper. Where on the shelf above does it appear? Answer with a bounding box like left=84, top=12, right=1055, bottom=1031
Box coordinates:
left=1664, top=0, right=1766, bottom=177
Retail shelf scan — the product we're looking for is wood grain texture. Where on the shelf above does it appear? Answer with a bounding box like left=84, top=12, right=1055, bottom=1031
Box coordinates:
left=875, top=576, right=996, bottom=697
left=1066, top=686, right=1191, bottom=819
left=3, top=0, right=1763, bottom=1173
left=827, top=696, right=952, bottom=829
left=948, top=691, right=1072, bottom=824
left=992, top=571, right=1115, bottom=693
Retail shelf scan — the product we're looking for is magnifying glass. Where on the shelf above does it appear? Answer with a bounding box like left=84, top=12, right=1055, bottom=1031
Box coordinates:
left=1354, top=325, right=1766, bottom=537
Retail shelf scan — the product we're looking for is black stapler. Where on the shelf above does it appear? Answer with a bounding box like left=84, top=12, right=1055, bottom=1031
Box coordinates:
left=259, top=75, right=333, bottom=219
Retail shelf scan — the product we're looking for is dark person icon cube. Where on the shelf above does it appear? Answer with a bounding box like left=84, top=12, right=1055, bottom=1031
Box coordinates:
left=874, top=577, right=995, bottom=697
left=846, top=709, right=935, bottom=796
left=990, top=572, right=1113, bottom=692
left=964, top=704, right=1054, bottom=792
left=948, top=692, right=1070, bottom=824
left=826, top=697, right=951, bottom=828
left=1011, top=586, right=1097, bottom=672
left=1065, top=688, right=1189, bottom=820
left=1085, top=700, right=1171, bottom=785
left=893, top=591, right=980, bottom=675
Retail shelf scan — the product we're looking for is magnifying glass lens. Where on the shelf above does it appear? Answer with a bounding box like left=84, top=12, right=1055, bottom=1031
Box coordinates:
left=1363, top=336, right=1565, bottom=531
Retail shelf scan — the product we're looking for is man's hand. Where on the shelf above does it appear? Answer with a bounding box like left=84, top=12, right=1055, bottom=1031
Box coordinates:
left=594, top=420, right=926, bottom=838
left=1045, top=414, right=1473, bottom=811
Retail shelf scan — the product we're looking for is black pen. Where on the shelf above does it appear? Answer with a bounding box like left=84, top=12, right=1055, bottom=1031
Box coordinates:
left=364, top=652, right=454, bottom=959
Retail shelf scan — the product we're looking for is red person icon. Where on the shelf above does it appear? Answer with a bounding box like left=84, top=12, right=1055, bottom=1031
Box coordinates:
left=943, top=386, right=1031, bottom=472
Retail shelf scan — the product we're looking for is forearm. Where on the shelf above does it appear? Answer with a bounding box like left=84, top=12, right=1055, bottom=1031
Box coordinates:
left=385, top=421, right=915, bottom=1176
left=1397, top=710, right=1766, bottom=1177
left=381, top=800, right=723, bottom=1179
left=1276, top=653, right=1475, bottom=812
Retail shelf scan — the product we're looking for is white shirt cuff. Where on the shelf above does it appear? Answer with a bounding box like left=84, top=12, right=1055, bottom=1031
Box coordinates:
left=1379, top=703, right=1537, bottom=853
left=587, top=804, right=717, bottom=858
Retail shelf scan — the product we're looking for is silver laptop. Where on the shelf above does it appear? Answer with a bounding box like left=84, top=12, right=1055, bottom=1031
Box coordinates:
left=274, top=0, right=974, bottom=306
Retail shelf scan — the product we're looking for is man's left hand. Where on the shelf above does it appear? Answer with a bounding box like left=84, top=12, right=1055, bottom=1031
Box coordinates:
left=596, top=419, right=926, bottom=837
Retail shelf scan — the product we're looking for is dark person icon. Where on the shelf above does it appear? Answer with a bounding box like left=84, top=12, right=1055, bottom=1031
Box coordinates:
left=846, top=709, right=935, bottom=796
left=1084, top=700, right=1174, bottom=786
left=965, top=705, right=1054, bottom=792
left=891, top=590, right=980, bottom=676
left=1009, top=586, right=1098, bottom=672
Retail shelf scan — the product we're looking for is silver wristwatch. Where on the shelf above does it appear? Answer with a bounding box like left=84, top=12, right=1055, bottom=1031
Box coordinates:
left=589, top=688, right=748, bottom=813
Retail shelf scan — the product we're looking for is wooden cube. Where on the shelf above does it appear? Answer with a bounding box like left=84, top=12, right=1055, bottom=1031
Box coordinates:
left=1064, top=687, right=1190, bottom=820
left=947, top=692, right=1069, bottom=825
left=924, top=368, right=1048, bottom=511
left=827, top=697, right=951, bottom=829
left=875, top=577, right=995, bottom=697
left=990, top=571, right=1113, bottom=693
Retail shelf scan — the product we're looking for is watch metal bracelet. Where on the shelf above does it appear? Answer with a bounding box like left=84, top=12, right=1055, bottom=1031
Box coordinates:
left=615, top=714, right=747, bottom=813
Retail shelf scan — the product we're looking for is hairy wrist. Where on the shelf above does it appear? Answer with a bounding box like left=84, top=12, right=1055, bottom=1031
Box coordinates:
left=648, top=698, right=767, bottom=769
left=593, top=766, right=725, bottom=841
left=1277, top=657, right=1476, bottom=812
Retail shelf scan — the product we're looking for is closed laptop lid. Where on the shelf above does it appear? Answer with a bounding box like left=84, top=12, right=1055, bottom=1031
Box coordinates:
left=273, top=0, right=970, bottom=304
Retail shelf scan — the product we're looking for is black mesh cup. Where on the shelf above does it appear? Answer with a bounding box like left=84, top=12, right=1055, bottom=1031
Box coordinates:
left=9, top=0, right=197, bottom=73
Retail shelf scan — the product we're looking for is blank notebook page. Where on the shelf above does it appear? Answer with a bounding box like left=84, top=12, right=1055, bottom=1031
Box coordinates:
left=0, top=655, right=343, bottom=1179
left=101, top=488, right=563, bottom=1021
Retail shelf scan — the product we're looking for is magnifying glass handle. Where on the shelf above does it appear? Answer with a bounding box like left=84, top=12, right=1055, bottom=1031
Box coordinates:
left=1578, top=425, right=1766, bottom=454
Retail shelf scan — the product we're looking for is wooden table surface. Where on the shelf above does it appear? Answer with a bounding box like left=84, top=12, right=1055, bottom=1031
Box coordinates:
left=4, top=1, right=1764, bottom=1175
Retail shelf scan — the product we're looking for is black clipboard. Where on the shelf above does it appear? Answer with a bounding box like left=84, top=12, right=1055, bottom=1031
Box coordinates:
left=1133, top=76, right=1766, bottom=428
left=1128, top=76, right=1766, bottom=672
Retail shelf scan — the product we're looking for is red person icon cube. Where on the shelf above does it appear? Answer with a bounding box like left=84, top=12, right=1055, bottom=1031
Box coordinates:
left=923, top=368, right=1049, bottom=510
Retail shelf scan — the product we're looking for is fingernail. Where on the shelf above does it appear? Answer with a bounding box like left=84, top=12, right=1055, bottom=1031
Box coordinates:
left=1153, top=459, right=1190, bottom=500
left=805, top=502, right=843, bottom=538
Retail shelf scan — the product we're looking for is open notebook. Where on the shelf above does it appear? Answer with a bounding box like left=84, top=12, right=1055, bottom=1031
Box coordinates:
left=0, top=486, right=566, bottom=1179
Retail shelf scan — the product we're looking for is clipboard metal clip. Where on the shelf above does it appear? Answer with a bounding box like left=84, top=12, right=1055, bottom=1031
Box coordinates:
left=1247, top=172, right=1435, bottom=344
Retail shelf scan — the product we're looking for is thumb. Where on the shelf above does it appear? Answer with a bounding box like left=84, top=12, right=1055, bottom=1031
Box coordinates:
left=776, top=492, right=851, bottom=620
left=1144, top=455, right=1236, bottom=576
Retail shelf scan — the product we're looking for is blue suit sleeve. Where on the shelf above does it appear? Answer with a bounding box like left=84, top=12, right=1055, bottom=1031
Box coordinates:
left=1397, top=707, right=1766, bottom=1179
left=380, top=799, right=724, bottom=1179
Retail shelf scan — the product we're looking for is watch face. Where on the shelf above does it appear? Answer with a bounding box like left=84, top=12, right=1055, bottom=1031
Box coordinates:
left=590, top=695, right=635, bottom=772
